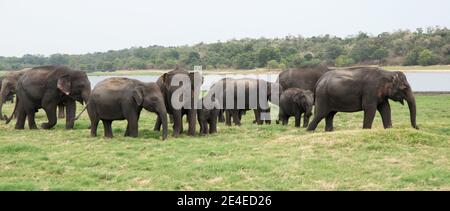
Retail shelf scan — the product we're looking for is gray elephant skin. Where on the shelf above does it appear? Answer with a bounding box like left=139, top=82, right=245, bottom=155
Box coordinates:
left=87, top=77, right=168, bottom=139
left=197, top=97, right=220, bottom=135
left=307, top=67, right=418, bottom=131
left=209, top=78, right=279, bottom=126
left=277, top=88, right=314, bottom=128
left=0, top=76, right=16, bottom=104
left=277, top=64, right=330, bottom=92
left=1, top=68, right=67, bottom=120
left=0, top=68, right=30, bottom=120
left=154, top=67, right=203, bottom=137
left=7, top=65, right=91, bottom=130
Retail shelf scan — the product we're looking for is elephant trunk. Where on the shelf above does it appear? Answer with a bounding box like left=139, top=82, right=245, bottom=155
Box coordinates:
left=5, top=95, right=18, bottom=125
left=0, top=85, right=7, bottom=120
left=406, top=90, right=418, bottom=129
left=81, top=88, right=91, bottom=105
left=158, top=105, right=168, bottom=140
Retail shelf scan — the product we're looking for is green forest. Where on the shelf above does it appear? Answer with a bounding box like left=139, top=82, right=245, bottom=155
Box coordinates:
left=1, top=27, right=449, bottom=72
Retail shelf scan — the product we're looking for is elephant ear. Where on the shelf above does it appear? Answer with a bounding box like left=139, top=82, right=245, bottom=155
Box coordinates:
left=161, top=73, right=169, bottom=84
left=57, top=75, right=71, bottom=96
left=389, top=72, right=408, bottom=92
left=133, top=88, right=144, bottom=106
left=293, top=93, right=304, bottom=107
left=295, top=92, right=310, bottom=110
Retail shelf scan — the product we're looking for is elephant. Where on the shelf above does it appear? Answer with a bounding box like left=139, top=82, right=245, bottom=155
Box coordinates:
left=224, top=109, right=248, bottom=126
left=197, top=97, right=220, bottom=135
left=87, top=77, right=168, bottom=139
left=7, top=65, right=91, bottom=130
left=0, top=69, right=67, bottom=120
left=307, top=67, right=418, bottom=131
left=0, top=68, right=30, bottom=120
left=277, top=88, right=313, bottom=128
left=0, top=76, right=15, bottom=104
left=276, top=64, right=330, bottom=92
left=209, top=78, right=280, bottom=126
left=208, top=78, right=234, bottom=124
left=154, top=67, right=203, bottom=137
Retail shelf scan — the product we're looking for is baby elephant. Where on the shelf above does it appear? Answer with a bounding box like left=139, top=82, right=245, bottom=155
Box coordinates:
left=197, top=97, right=220, bottom=135
left=87, top=77, right=168, bottom=139
left=277, top=88, right=313, bottom=128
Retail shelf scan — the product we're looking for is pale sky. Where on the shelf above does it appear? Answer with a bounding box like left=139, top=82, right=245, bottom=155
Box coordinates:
left=0, top=0, right=449, bottom=57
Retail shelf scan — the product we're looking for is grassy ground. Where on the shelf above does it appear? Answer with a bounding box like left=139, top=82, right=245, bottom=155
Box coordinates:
left=0, top=94, right=449, bottom=190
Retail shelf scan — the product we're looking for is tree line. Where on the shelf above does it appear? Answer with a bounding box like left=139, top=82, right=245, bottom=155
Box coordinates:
left=1, top=26, right=449, bottom=72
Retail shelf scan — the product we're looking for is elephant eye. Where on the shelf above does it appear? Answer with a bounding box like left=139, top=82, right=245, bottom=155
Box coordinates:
left=400, top=84, right=409, bottom=90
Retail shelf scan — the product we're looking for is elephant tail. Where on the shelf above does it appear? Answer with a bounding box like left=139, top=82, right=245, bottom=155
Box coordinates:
left=75, top=103, right=88, bottom=121
left=5, top=95, right=18, bottom=124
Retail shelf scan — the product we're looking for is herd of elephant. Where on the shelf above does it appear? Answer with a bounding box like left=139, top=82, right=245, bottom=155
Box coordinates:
left=0, top=64, right=418, bottom=140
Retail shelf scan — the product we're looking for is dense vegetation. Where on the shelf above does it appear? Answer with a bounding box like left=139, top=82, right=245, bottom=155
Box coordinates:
left=0, top=94, right=449, bottom=190
left=1, top=27, right=449, bottom=72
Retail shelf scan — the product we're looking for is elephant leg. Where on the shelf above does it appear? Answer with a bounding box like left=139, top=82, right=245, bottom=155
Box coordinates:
left=277, top=111, right=284, bottom=125
left=377, top=102, right=392, bottom=129
left=325, top=111, right=337, bottom=131
left=169, top=114, right=174, bottom=124
left=264, top=108, right=271, bottom=125
left=225, top=110, right=232, bottom=126
left=218, top=110, right=225, bottom=123
left=254, top=110, right=263, bottom=125
left=27, top=111, right=38, bottom=130
left=363, top=106, right=377, bottom=129
left=307, top=108, right=328, bottom=131
left=126, top=116, right=139, bottom=137
left=253, top=110, right=258, bottom=124
left=90, top=117, right=99, bottom=137
left=203, top=121, right=209, bottom=135
left=179, top=116, right=184, bottom=134
left=282, top=116, right=289, bottom=126
left=0, top=83, right=8, bottom=120
left=232, top=110, right=241, bottom=126
left=187, top=109, right=197, bottom=136
left=172, top=110, right=182, bottom=137
left=41, top=104, right=57, bottom=129
left=154, top=115, right=162, bottom=131
left=14, top=106, right=26, bottom=130
left=58, top=104, right=65, bottom=119
left=295, top=113, right=302, bottom=128
left=199, top=120, right=205, bottom=135
left=65, top=100, right=76, bottom=130
left=102, top=120, right=113, bottom=138
left=0, top=99, right=5, bottom=120
left=303, top=114, right=311, bottom=128
left=87, top=104, right=99, bottom=137
left=239, top=110, right=245, bottom=121
left=209, top=115, right=218, bottom=134
left=124, top=123, right=130, bottom=137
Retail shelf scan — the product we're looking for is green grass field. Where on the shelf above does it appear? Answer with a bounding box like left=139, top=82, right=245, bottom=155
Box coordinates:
left=0, top=94, right=449, bottom=190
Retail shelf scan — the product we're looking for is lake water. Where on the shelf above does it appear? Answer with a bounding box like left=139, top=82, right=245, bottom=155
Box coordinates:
left=88, top=72, right=450, bottom=92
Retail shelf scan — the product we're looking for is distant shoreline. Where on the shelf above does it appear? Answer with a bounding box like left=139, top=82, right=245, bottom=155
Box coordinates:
left=86, top=65, right=450, bottom=76
left=1, top=65, right=450, bottom=76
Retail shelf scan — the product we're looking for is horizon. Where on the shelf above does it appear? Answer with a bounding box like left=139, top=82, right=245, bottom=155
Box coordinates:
left=1, top=26, right=447, bottom=58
